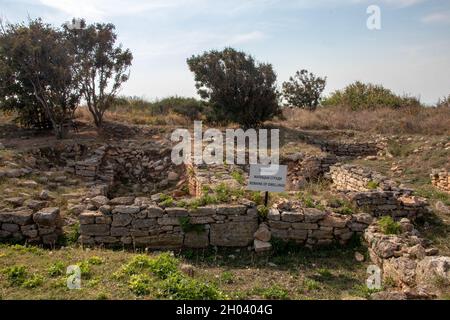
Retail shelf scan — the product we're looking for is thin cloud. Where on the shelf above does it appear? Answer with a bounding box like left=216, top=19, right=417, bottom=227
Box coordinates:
left=228, top=31, right=266, bottom=45
left=422, top=11, right=450, bottom=24
left=38, top=0, right=192, bottom=20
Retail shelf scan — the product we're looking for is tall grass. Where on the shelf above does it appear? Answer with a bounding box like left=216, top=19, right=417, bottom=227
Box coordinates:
left=282, top=105, right=450, bottom=135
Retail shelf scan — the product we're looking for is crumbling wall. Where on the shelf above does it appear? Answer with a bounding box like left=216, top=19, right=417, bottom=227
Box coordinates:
left=0, top=207, right=62, bottom=245
left=330, top=164, right=429, bottom=219
left=267, top=207, right=373, bottom=246
left=431, top=169, right=450, bottom=193
left=364, top=220, right=449, bottom=299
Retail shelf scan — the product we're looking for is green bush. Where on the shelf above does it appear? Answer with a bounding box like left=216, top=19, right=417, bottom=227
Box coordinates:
left=322, top=81, right=422, bottom=110
left=366, top=181, right=380, bottom=190
left=378, top=216, right=401, bottom=235
left=116, top=255, right=153, bottom=278
left=2, top=265, right=28, bottom=286
left=258, top=285, right=289, bottom=300
left=111, top=96, right=205, bottom=120
left=22, top=274, right=44, bottom=288
left=128, top=274, right=152, bottom=296
left=47, top=261, right=65, bottom=277
left=148, top=253, right=180, bottom=280
left=257, top=206, right=269, bottom=220
left=158, top=272, right=222, bottom=300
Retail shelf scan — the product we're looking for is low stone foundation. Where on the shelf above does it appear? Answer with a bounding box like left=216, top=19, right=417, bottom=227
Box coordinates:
left=364, top=220, right=449, bottom=299
left=0, top=207, right=62, bottom=245
left=267, top=203, right=373, bottom=246
left=431, top=169, right=450, bottom=193
left=78, top=196, right=258, bottom=248
left=330, top=164, right=429, bottom=219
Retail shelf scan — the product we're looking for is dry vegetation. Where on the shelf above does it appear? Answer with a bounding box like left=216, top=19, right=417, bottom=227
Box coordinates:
left=281, top=106, right=450, bottom=135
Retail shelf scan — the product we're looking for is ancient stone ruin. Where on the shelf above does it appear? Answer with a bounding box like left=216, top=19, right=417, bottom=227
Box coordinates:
left=78, top=197, right=258, bottom=249
left=365, top=218, right=449, bottom=299
left=330, top=164, right=429, bottom=219
left=431, top=169, right=450, bottom=193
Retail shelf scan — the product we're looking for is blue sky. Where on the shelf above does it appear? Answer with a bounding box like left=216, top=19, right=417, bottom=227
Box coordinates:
left=1, top=0, right=449, bottom=104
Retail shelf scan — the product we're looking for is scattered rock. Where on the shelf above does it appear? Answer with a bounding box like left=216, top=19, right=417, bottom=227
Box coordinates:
left=39, top=190, right=51, bottom=200
left=254, top=223, right=271, bottom=242
left=254, top=239, right=272, bottom=253
left=355, top=252, right=365, bottom=262
left=180, top=264, right=195, bottom=277
left=167, top=171, right=179, bottom=181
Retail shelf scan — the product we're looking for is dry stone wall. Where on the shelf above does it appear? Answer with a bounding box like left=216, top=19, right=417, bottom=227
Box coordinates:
left=267, top=201, right=373, bottom=246
left=282, top=152, right=338, bottom=190
left=78, top=196, right=258, bottom=248
left=0, top=207, right=62, bottom=245
left=330, top=164, right=429, bottom=219
left=431, top=169, right=450, bottom=193
left=364, top=220, right=449, bottom=299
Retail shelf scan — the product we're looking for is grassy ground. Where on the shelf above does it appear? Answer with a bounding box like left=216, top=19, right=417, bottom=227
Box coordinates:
left=0, top=243, right=374, bottom=300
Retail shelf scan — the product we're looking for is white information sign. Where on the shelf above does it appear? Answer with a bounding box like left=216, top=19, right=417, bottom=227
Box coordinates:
left=247, top=164, right=287, bottom=193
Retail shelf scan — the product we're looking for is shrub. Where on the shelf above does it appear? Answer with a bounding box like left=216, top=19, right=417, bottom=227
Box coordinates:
left=220, top=271, right=235, bottom=284
left=367, top=181, right=380, bottom=190
left=148, top=253, right=180, bottom=280
left=158, top=272, right=222, bottom=300
left=116, top=255, right=153, bottom=278
left=378, top=216, right=401, bottom=235
left=2, top=265, right=27, bottom=286
left=257, top=206, right=269, bottom=220
left=258, top=285, right=289, bottom=300
left=129, top=274, right=152, bottom=296
left=231, top=170, right=245, bottom=185
left=48, top=261, right=65, bottom=277
left=187, top=47, right=280, bottom=128
left=282, top=69, right=326, bottom=110
left=322, top=81, right=422, bottom=110
left=303, top=278, right=321, bottom=291
left=110, top=96, right=205, bottom=121
left=22, top=274, right=44, bottom=288
left=87, top=256, right=104, bottom=265
left=76, top=261, right=92, bottom=278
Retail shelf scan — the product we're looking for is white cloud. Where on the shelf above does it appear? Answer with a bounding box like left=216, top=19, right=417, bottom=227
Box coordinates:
left=38, top=0, right=192, bottom=20
left=422, top=11, right=450, bottom=24
left=228, top=31, right=266, bottom=45
left=380, top=0, right=426, bottom=8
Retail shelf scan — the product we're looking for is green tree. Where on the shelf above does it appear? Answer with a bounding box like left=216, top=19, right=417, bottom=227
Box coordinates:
left=64, top=19, right=133, bottom=127
left=0, top=19, right=79, bottom=138
left=322, top=81, right=422, bottom=110
left=187, top=48, right=280, bottom=128
left=282, top=69, right=326, bottom=110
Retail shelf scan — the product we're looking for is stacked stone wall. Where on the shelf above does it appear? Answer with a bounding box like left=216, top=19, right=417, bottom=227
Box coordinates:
left=431, top=169, right=450, bottom=193
left=78, top=196, right=258, bottom=248
left=0, top=207, right=62, bottom=245
left=330, top=164, right=428, bottom=219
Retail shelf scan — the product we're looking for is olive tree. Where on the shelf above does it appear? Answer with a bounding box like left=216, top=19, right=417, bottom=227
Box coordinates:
left=187, top=48, right=280, bottom=128
left=64, top=20, right=133, bottom=127
left=0, top=19, right=79, bottom=138
left=282, top=69, right=326, bottom=110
